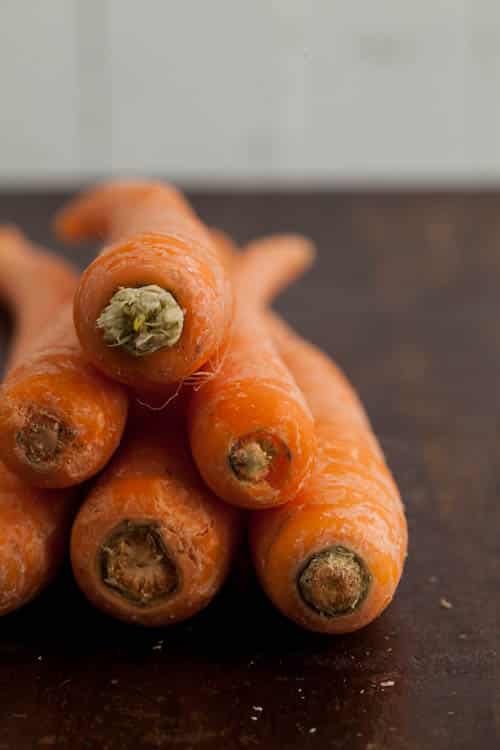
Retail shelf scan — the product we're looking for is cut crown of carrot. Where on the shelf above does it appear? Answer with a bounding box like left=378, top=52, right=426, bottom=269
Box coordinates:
left=55, top=180, right=233, bottom=389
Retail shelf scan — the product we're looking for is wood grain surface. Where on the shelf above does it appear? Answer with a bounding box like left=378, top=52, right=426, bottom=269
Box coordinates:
left=0, top=191, right=497, bottom=749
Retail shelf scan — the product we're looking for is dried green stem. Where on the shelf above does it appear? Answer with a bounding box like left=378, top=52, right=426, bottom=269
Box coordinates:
left=298, top=546, right=371, bottom=618
left=97, top=285, right=184, bottom=357
left=101, top=521, right=178, bottom=607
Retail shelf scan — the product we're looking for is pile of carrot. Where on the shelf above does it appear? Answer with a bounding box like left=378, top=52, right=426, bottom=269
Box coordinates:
left=0, top=180, right=407, bottom=633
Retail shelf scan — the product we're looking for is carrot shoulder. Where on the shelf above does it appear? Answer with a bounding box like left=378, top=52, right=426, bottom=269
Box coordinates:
left=71, top=410, right=241, bottom=626
left=249, top=315, right=408, bottom=633
left=55, top=180, right=233, bottom=390
left=188, top=235, right=317, bottom=509
left=0, top=228, right=76, bottom=615
left=0, top=234, right=128, bottom=489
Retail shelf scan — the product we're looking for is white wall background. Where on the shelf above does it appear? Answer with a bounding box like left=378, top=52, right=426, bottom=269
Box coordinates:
left=1, top=0, right=500, bottom=186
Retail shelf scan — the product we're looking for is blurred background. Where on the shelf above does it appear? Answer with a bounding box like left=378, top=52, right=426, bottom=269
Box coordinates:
left=2, top=0, right=499, bottom=188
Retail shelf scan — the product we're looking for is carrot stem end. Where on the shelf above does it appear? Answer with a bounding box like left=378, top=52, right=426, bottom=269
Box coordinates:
left=100, top=520, right=178, bottom=607
left=16, top=408, right=75, bottom=467
left=228, top=430, right=291, bottom=487
left=297, top=546, right=371, bottom=618
left=97, top=285, right=184, bottom=357
left=229, top=440, right=273, bottom=483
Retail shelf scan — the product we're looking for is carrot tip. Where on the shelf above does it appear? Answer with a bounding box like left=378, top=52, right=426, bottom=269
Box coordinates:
left=100, top=520, right=178, bottom=607
left=16, top=408, right=75, bottom=468
left=229, top=431, right=290, bottom=485
left=96, top=285, right=184, bottom=357
left=297, top=546, right=371, bottom=618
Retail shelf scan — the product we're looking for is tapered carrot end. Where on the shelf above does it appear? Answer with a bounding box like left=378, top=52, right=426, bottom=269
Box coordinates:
left=275, top=234, right=316, bottom=266
left=209, top=227, right=239, bottom=272
left=0, top=226, right=31, bottom=259
left=248, top=233, right=316, bottom=267
left=54, top=179, right=185, bottom=244
left=240, top=234, right=316, bottom=305
left=53, top=207, right=82, bottom=244
left=53, top=181, right=124, bottom=243
left=53, top=191, right=105, bottom=244
left=298, top=546, right=371, bottom=618
left=0, top=225, right=25, bottom=243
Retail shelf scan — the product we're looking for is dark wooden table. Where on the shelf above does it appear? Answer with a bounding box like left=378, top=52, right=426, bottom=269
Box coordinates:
left=0, top=191, right=498, bottom=749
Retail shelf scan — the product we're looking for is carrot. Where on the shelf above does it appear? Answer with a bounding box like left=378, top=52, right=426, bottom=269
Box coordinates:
left=209, top=227, right=238, bottom=273
left=0, top=227, right=76, bottom=615
left=70, top=409, right=241, bottom=626
left=0, top=236, right=128, bottom=490
left=0, top=226, right=77, bottom=371
left=188, top=235, right=316, bottom=509
left=55, top=180, right=233, bottom=390
left=0, top=462, right=74, bottom=616
left=249, top=315, right=408, bottom=633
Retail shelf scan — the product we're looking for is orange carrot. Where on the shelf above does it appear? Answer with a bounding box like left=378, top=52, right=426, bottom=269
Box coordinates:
left=71, top=409, right=241, bottom=626
left=55, top=180, right=233, bottom=390
left=250, top=315, right=408, bottom=633
left=188, top=235, right=316, bottom=509
left=0, top=227, right=76, bottom=615
left=0, top=463, right=74, bottom=616
left=0, top=236, right=128, bottom=489
left=209, top=227, right=238, bottom=273
left=0, top=226, right=77, bottom=371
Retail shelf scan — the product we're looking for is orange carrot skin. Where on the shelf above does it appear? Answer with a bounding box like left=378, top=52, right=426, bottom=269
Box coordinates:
left=188, top=236, right=316, bottom=509
left=0, top=228, right=77, bottom=614
left=74, top=233, right=232, bottom=390
left=188, top=322, right=316, bottom=509
left=57, top=181, right=233, bottom=390
left=209, top=227, right=239, bottom=274
left=71, top=415, right=241, bottom=626
left=250, top=317, right=407, bottom=634
left=0, top=227, right=128, bottom=489
left=0, top=463, right=73, bottom=615
left=0, top=226, right=78, bottom=370
left=54, top=180, right=190, bottom=243
left=0, top=308, right=128, bottom=489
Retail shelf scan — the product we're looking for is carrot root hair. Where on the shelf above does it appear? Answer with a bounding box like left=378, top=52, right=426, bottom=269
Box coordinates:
left=96, top=284, right=184, bottom=357
left=179, top=328, right=234, bottom=391
left=297, top=546, right=372, bottom=618
left=101, top=520, right=179, bottom=607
